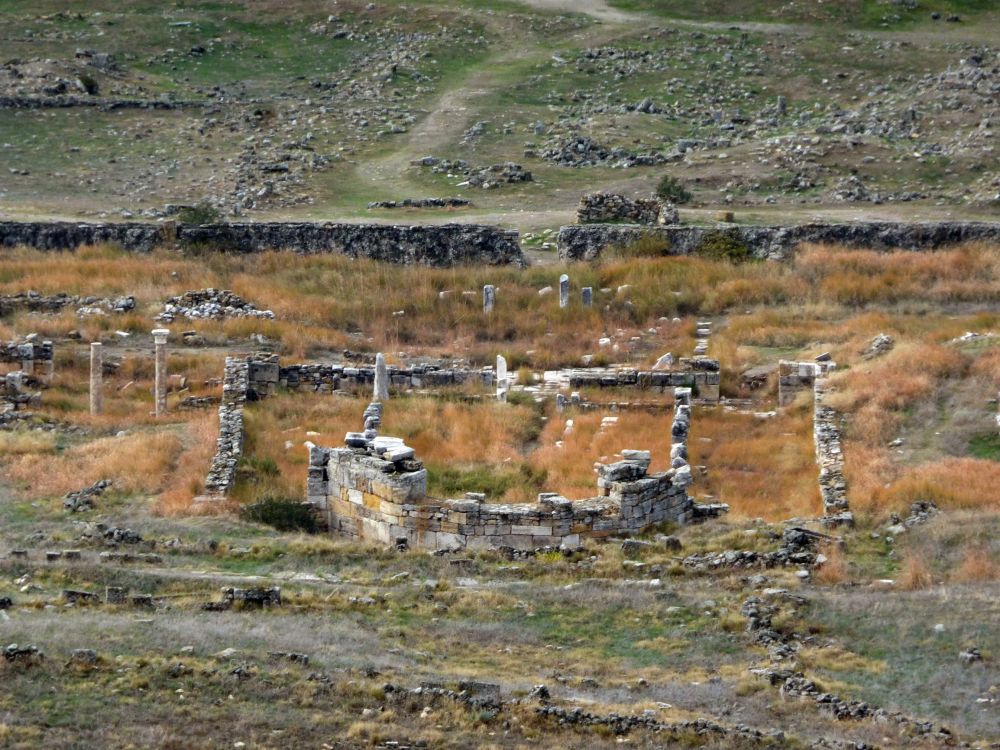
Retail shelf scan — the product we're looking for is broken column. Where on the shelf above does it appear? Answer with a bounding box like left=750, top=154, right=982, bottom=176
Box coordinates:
left=89, top=342, right=103, bottom=415
left=373, top=353, right=389, bottom=401
left=496, top=355, right=508, bottom=402
left=483, top=284, right=496, bottom=314
left=581, top=287, right=593, bottom=307
left=152, top=328, right=169, bottom=417
left=559, top=274, right=570, bottom=309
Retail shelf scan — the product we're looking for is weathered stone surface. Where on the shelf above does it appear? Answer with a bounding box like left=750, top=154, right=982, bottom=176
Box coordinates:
left=577, top=192, right=678, bottom=225
left=0, top=221, right=524, bottom=267
left=558, top=221, right=1000, bottom=262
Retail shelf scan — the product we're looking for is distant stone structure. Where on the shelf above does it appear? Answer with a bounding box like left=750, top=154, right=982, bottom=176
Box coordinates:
left=308, top=427, right=697, bottom=553
left=566, top=358, right=721, bottom=402
left=0, top=221, right=524, bottom=267
left=577, top=192, right=679, bottom=225
left=558, top=221, right=1000, bottom=262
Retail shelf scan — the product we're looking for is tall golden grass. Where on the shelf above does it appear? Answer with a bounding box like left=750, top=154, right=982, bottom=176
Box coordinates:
left=5, top=430, right=183, bottom=498
left=4, top=242, right=998, bottom=371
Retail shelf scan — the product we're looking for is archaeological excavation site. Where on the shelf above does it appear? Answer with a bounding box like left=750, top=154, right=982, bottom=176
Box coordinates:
left=1, top=0, right=999, bottom=748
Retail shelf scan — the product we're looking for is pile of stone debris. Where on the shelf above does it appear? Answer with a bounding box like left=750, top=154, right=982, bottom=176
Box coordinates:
left=155, top=289, right=275, bottom=322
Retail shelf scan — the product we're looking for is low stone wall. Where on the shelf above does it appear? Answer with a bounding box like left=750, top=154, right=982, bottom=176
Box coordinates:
left=308, top=439, right=693, bottom=551
left=201, top=358, right=249, bottom=499
left=566, top=360, right=720, bottom=402
left=0, top=339, right=54, bottom=383
left=814, top=378, right=851, bottom=526
left=778, top=360, right=819, bottom=407
left=0, top=221, right=524, bottom=267
left=577, top=193, right=678, bottom=225
left=246, top=355, right=494, bottom=399
left=0, top=292, right=134, bottom=316
left=557, top=221, right=1000, bottom=262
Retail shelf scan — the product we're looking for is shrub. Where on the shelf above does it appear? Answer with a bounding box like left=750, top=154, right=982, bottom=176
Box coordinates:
left=694, top=229, right=753, bottom=263
left=177, top=202, right=222, bottom=225
left=77, top=74, right=99, bottom=95
left=242, top=497, right=320, bottom=533
left=655, top=174, right=692, bottom=204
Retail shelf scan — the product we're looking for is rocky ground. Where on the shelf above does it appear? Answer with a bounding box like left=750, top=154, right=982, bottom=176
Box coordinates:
left=0, top=0, right=997, bottom=231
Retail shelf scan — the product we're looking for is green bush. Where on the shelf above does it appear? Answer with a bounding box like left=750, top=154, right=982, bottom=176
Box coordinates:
left=242, top=497, right=320, bottom=533
left=77, top=74, right=99, bottom=95
left=694, top=229, right=753, bottom=263
left=177, top=202, right=222, bottom=225
left=655, top=174, right=692, bottom=204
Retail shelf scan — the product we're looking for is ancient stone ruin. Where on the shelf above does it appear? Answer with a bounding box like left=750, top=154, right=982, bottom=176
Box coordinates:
left=306, top=408, right=698, bottom=552
left=576, top=192, right=679, bottom=225
left=558, top=220, right=1000, bottom=262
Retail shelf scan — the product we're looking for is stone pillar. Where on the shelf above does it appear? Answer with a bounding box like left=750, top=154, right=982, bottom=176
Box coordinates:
left=152, top=328, right=170, bottom=417
left=559, top=274, right=570, bottom=309
left=496, top=355, right=507, bottom=402
left=374, top=352, right=389, bottom=401
left=581, top=287, right=593, bottom=307
left=777, top=95, right=787, bottom=115
left=89, top=342, right=103, bottom=415
left=41, top=341, right=54, bottom=385
left=483, top=284, right=496, bottom=314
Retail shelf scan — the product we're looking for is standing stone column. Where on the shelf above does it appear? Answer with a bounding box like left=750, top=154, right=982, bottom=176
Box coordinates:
left=89, top=342, right=103, bottom=415
left=559, top=274, right=570, bottom=309
left=152, top=328, right=170, bottom=417
left=581, top=287, right=593, bottom=307
left=483, top=284, right=496, bottom=314
left=496, top=355, right=508, bottom=402
left=374, top=352, right=389, bottom=401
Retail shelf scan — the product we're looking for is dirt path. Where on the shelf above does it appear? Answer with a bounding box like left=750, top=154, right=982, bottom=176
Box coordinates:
left=516, top=0, right=642, bottom=24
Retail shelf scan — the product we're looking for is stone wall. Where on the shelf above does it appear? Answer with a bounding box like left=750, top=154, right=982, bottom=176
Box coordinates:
left=557, top=221, right=1000, bottom=262
left=245, top=354, right=494, bottom=399
left=307, top=438, right=693, bottom=551
left=566, top=359, right=721, bottom=402
left=0, top=339, right=54, bottom=383
left=576, top=193, right=678, bottom=225
left=814, top=378, right=851, bottom=526
left=778, top=361, right=817, bottom=407
left=0, top=221, right=524, bottom=267
left=201, top=358, right=249, bottom=499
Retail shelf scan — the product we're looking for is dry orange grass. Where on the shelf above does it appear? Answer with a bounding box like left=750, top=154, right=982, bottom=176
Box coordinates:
left=154, top=413, right=224, bottom=516
left=827, top=340, right=965, bottom=446
left=950, top=546, right=1000, bottom=583
left=869, top=458, right=1000, bottom=514
left=795, top=243, right=1000, bottom=306
left=687, top=405, right=821, bottom=520
left=897, top=554, right=934, bottom=590
left=815, top=542, right=849, bottom=585
left=4, top=429, right=182, bottom=498
left=528, top=410, right=673, bottom=499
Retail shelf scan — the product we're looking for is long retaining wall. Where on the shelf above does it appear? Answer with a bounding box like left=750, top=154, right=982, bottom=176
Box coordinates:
left=557, top=221, right=1000, bottom=262
left=0, top=221, right=524, bottom=267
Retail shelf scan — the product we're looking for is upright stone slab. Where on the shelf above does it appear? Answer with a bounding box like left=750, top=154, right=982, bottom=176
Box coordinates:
left=89, top=342, right=103, bottom=415
left=373, top=352, right=390, bottom=401
left=559, top=274, right=570, bottom=309
left=581, top=287, right=593, bottom=307
left=483, top=284, right=496, bottom=314
left=151, top=328, right=170, bottom=417
left=496, top=355, right=508, bottom=402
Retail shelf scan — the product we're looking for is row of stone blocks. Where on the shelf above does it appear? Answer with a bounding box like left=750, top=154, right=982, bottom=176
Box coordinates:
left=308, top=441, right=694, bottom=551
left=247, top=357, right=493, bottom=398
left=566, top=362, right=721, bottom=401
